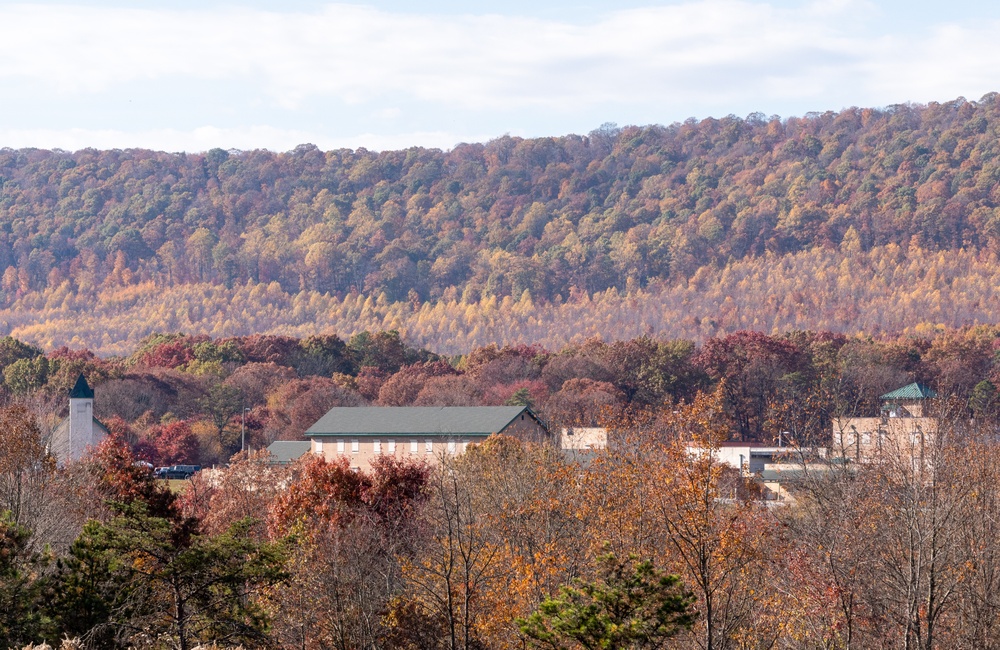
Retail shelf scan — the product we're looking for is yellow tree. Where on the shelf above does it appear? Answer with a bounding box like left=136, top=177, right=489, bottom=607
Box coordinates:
left=576, top=409, right=664, bottom=561
left=457, top=436, right=587, bottom=647
left=392, top=453, right=501, bottom=650
left=650, top=389, right=785, bottom=650
left=0, top=405, right=55, bottom=532
left=391, top=436, right=587, bottom=650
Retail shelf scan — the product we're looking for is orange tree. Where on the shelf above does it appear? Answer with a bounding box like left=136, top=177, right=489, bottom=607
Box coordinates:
left=581, top=388, right=785, bottom=649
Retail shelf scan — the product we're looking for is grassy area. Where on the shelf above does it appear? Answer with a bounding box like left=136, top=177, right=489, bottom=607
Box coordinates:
left=158, top=479, right=188, bottom=494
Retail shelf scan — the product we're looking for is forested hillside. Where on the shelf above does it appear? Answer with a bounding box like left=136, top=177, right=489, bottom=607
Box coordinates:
left=3, top=94, right=1000, bottom=351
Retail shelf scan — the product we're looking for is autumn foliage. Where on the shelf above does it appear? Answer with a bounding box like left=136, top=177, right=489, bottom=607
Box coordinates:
left=4, top=323, right=1000, bottom=471
left=3, top=96, right=1000, bottom=352
left=4, top=369, right=1000, bottom=648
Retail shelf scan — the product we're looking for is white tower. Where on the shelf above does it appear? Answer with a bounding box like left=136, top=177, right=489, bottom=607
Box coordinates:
left=68, top=373, right=96, bottom=461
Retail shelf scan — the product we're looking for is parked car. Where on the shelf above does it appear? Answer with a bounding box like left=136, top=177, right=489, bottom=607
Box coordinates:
left=160, top=465, right=201, bottom=480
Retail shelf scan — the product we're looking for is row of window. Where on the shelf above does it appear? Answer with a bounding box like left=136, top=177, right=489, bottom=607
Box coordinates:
left=836, top=431, right=926, bottom=447
left=314, top=439, right=468, bottom=455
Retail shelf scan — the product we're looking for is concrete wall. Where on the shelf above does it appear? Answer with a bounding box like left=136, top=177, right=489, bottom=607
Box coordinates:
left=69, top=396, right=94, bottom=462
left=51, top=398, right=105, bottom=464
left=688, top=444, right=803, bottom=474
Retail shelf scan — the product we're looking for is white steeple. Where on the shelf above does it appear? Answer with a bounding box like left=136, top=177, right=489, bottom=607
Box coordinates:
left=67, top=373, right=96, bottom=462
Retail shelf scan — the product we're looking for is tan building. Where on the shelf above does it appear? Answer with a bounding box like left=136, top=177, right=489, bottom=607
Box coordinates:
left=831, top=382, right=937, bottom=463
left=560, top=427, right=607, bottom=451
left=305, top=406, right=548, bottom=471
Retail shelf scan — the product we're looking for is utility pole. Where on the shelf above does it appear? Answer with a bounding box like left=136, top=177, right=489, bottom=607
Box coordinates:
left=241, top=407, right=251, bottom=453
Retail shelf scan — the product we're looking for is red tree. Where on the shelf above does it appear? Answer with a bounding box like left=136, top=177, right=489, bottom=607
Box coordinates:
left=148, top=420, right=200, bottom=465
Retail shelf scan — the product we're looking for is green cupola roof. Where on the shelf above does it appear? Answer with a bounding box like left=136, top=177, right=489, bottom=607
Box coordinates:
left=880, top=382, right=936, bottom=401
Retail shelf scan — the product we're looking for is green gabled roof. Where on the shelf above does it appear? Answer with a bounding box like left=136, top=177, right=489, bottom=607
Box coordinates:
left=880, top=383, right=937, bottom=400
left=306, top=406, right=534, bottom=437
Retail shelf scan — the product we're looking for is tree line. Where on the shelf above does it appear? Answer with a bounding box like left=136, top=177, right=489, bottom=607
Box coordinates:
left=7, top=242, right=1000, bottom=356
left=4, top=325, right=1000, bottom=469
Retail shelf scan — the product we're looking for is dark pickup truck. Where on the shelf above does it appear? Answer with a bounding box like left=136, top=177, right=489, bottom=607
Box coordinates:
left=154, top=465, right=201, bottom=480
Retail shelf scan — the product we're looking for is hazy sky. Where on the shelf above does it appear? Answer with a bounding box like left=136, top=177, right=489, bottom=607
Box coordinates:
left=1, top=0, right=998, bottom=152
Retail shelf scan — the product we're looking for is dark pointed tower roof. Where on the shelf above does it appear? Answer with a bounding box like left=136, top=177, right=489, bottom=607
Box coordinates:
left=69, top=373, right=94, bottom=399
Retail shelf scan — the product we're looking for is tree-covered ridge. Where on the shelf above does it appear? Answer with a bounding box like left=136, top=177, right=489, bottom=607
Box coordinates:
left=3, top=94, right=1000, bottom=313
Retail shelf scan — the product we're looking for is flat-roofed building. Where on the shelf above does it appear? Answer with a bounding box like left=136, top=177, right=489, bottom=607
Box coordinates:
left=305, top=405, right=548, bottom=471
left=687, top=441, right=825, bottom=474
left=685, top=441, right=827, bottom=502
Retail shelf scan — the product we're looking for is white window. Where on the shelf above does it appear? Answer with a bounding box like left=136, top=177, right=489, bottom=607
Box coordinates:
left=351, top=439, right=359, bottom=453
left=861, top=432, right=871, bottom=445
left=336, top=439, right=345, bottom=454
left=388, top=439, right=396, bottom=454
left=373, top=439, right=381, bottom=455
left=410, top=439, right=418, bottom=454
left=425, top=439, right=433, bottom=454
left=315, top=440, right=324, bottom=455
left=447, top=440, right=456, bottom=454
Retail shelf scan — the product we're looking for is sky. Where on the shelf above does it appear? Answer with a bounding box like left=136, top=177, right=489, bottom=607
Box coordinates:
left=0, top=0, right=999, bottom=153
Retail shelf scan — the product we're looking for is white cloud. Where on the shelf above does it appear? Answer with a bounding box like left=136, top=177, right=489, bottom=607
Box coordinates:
left=0, top=125, right=492, bottom=153
left=0, top=1, right=904, bottom=106
left=0, top=1, right=999, bottom=151
left=861, top=22, right=1000, bottom=104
